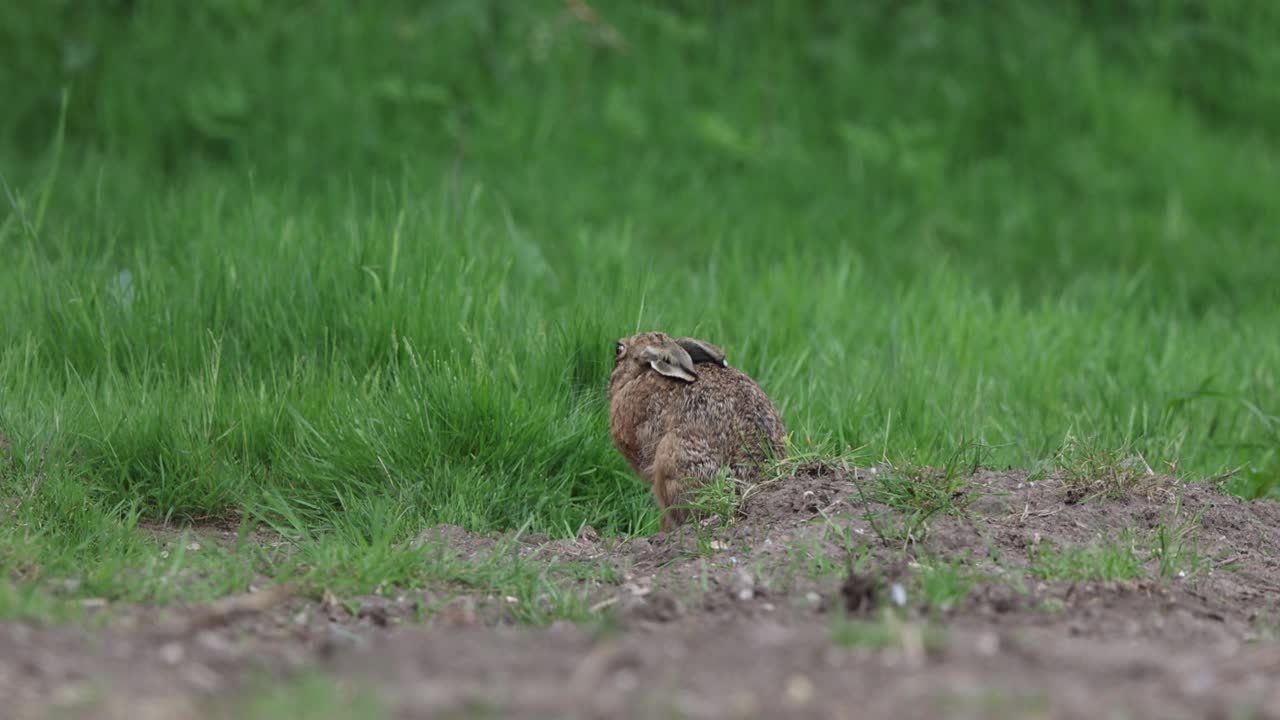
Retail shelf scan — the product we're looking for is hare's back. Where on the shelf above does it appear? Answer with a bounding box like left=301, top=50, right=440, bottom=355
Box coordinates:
left=676, top=365, right=784, bottom=439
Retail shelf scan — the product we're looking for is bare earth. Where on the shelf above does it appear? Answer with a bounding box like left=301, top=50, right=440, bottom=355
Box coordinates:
left=4, top=465, right=1280, bottom=719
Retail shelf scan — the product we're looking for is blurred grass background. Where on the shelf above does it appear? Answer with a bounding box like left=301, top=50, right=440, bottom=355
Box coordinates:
left=1, top=0, right=1278, bottom=540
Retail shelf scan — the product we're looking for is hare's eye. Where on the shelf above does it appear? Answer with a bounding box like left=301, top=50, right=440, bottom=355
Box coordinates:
left=615, top=342, right=625, bottom=357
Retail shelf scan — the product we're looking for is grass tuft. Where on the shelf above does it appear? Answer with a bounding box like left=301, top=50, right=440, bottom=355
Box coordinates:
left=1044, top=435, right=1174, bottom=505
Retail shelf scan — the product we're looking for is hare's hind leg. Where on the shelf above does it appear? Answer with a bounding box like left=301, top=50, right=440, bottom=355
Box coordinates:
left=653, top=434, right=718, bottom=532
left=656, top=472, right=693, bottom=532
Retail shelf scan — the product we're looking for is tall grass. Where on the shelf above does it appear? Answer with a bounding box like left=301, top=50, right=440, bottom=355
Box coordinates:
left=2, top=0, right=1278, bottom=544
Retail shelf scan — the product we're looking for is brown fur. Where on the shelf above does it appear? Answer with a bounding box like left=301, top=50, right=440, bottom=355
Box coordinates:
left=608, top=331, right=786, bottom=531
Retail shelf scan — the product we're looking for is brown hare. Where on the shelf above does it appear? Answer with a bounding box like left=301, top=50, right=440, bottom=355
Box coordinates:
left=608, top=331, right=786, bottom=531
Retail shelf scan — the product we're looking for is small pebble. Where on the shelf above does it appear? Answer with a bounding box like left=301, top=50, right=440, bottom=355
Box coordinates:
left=975, top=632, right=1000, bottom=656
left=612, top=669, right=639, bottom=692
left=159, top=642, right=184, bottom=665
left=784, top=674, right=814, bottom=705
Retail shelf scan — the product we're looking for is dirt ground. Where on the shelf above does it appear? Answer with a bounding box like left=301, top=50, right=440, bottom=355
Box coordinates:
left=4, top=464, right=1280, bottom=719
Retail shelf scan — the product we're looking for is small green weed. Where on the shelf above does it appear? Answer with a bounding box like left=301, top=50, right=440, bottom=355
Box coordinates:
left=215, top=673, right=388, bottom=720
left=830, top=609, right=944, bottom=659
left=857, top=455, right=975, bottom=547
left=913, top=559, right=978, bottom=614
left=831, top=615, right=901, bottom=650
left=1045, top=435, right=1172, bottom=505
left=1027, top=533, right=1145, bottom=583
left=1149, top=497, right=1207, bottom=579
left=785, top=534, right=873, bottom=586
left=932, top=688, right=1053, bottom=719
left=671, top=468, right=742, bottom=536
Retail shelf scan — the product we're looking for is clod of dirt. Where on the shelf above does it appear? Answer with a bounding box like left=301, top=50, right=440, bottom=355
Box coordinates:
left=740, top=462, right=853, bottom=520
left=973, top=584, right=1021, bottom=615
left=317, top=624, right=368, bottom=658
left=411, top=524, right=495, bottom=559
left=567, top=641, right=645, bottom=698
left=358, top=604, right=391, bottom=628
left=150, top=584, right=295, bottom=642
left=320, top=588, right=343, bottom=620
left=435, top=596, right=479, bottom=626
left=518, top=532, right=549, bottom=546
left=841, top=570, right=878, bottom=615
left=623, top=591, right=683, bottom=623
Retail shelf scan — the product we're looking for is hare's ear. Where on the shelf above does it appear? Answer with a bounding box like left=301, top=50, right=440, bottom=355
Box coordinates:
left=676, top=337, right=727, bottom=367
left=638, top=342, right=698, bottom=383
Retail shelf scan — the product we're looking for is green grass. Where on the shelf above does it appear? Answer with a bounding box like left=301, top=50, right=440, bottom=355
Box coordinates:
left=1026, top=497, right=1208, bottom=584
left=1149, top=497, right=1208, bottom=579
left=0, top=460, right=616, bottom=623
left=830, top=610, right=945, bottom=659
left=218, top=676, right=388, bottom=720
left=1028, top=534, right=1146, bottom=583
left=857, top=458, right=981, bottom=547
left=2, top=0, right=1280, bottom=614
left=1024, top=525, right=1207, bottom=584
left=913, top=560, right=979, bottom=613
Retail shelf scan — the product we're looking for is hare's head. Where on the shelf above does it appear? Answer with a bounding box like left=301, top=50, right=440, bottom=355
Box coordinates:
left=609, top=331, right=727, bottom=393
